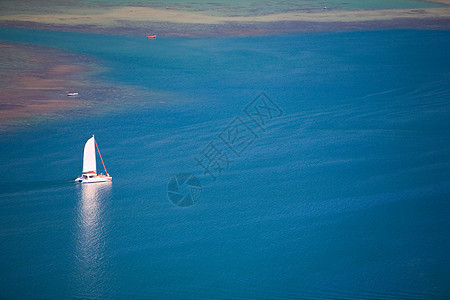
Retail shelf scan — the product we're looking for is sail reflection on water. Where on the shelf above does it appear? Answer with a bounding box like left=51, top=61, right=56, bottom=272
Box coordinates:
left=73, top=182, right=112, bottom=296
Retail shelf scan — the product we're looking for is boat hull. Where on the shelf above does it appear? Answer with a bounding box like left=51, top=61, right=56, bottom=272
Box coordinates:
left=75, top=174, right=112, bottom=183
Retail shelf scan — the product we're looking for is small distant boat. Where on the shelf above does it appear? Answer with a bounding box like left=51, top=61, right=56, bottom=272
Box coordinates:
left=147, top=35, right=157, bottom=39
left=75, top=135, right=112, bottom=183
left=166, top=6, right=172, bottom=10
left=67, top=92, right=79, bottom=96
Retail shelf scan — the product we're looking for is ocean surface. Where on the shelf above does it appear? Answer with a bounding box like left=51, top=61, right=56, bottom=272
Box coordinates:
left=0, top=27, right=450, bottom=298
left=0, top=0, right=446, bottom=16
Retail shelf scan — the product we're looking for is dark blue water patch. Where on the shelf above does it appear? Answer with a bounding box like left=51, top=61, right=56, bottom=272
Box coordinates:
left=0, top=29, right=450, bottom=298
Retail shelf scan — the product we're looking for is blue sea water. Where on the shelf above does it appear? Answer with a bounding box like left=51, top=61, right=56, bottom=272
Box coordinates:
left=0, top=0, right=446, bottom=16
left=0, top=28, right=450, bottom=298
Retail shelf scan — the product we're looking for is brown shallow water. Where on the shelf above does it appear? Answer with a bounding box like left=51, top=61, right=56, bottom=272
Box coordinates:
left=0, top=42, right=159, bottom=132
left=0, top=43, right=89, bottom=129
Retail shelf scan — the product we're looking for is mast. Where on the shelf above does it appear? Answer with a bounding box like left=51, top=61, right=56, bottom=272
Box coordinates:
left=94, top=136, right=109, bottom=176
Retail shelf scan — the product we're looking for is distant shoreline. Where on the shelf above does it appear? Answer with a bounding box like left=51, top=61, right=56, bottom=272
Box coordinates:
left=0, top=6, right=449, bottom=36
left=426, top=0, right=450, bottom=4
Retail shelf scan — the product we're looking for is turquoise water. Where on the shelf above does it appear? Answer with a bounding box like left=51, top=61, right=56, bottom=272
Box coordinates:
left=1, top=28, right=450, bottom=298
left=0, top=0, right=446, bottom=16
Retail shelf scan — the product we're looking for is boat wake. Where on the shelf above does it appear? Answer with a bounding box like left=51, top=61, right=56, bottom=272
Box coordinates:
left=0, top=180, right=76, bottom=196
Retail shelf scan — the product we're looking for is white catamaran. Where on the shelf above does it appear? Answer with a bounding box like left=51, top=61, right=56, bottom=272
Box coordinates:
left=75, top=135, right=112, bottom=183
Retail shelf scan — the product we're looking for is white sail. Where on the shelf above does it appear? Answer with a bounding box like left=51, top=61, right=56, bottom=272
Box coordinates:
left=82, top=136, right=97, bottom=174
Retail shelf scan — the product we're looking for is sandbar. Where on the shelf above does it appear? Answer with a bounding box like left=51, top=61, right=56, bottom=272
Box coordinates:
left=0, top=6, right=449, bottom=36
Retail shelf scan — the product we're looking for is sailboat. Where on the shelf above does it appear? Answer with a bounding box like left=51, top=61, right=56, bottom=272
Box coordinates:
left=75, top=135, right=112, bottom=183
